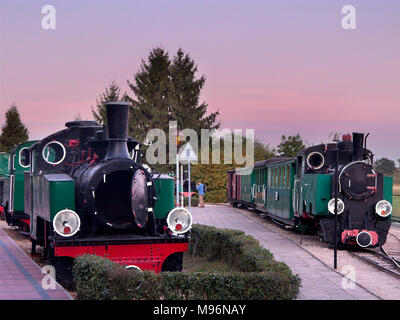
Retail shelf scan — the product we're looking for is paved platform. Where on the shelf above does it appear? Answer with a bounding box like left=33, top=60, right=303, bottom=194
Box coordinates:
left=0, top=227, right=73, bottom=300
left=190, top=204, right=378, bottom=300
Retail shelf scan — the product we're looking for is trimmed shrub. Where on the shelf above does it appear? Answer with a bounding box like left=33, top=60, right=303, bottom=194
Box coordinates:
left=74, top=224, right=301, bottom=300
left=73, top=254, right=123, bottom=300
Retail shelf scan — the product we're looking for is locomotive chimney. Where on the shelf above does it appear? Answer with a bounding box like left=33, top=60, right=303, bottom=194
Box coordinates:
left=104, top=101, right=131, bottom=160
left=352, top=132, right=364, bottom=161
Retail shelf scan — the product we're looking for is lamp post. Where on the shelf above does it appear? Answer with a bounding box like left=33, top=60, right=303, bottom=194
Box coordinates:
left=178, top=143, right=198, bottom=212
left=334, top=145, right=339, bottom=269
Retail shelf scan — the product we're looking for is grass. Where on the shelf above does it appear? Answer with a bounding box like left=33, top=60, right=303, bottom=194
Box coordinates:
left=182, top=252, right=238, bottom=273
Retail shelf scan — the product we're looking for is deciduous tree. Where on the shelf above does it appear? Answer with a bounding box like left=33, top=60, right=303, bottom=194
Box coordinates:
left=277, top=134, right=305, bottom=158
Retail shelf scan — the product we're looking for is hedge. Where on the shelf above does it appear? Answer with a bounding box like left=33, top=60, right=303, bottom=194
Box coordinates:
left=73, top=224, right=301, bottom=300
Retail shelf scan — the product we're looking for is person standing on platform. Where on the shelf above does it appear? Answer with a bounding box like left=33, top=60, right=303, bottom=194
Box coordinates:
left=196, top=180, right=205, bottom=208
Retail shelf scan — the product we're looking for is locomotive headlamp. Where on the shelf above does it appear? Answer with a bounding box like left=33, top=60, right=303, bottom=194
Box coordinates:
left=328, top=198, right=345, bottom=214
left=166, top=208, right=193, bottom=234
left=375, top=200, right=392, bottom=217
left=53, top=209, right=81, bottom=237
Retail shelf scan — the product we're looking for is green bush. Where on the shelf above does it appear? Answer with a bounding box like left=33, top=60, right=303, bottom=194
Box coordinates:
left=189, top=224, right=293, bottom=275
left=74, top=224, right=301, bottom=300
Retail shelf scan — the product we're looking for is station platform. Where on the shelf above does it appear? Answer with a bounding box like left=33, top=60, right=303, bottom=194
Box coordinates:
left=0, top=227, right=73, bottom=300
left=190, top=204, right=378, bottom=300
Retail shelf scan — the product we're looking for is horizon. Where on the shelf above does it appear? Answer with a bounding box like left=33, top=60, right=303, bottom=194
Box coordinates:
left=1, top=0, right=399, bottom=161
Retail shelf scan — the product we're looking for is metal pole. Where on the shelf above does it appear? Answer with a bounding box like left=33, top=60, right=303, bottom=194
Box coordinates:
left=176, top=156, right=179, bottom=206
left=181, top=165, right=184, bottom=208
left=334, top=147, right=338, bottom=269
left=188, top=160, right=191, bottom=212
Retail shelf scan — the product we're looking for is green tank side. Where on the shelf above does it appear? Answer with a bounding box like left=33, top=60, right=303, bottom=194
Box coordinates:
left=301, top=174, right=332, bottom=215
left=153, top=174, right=175, bottom=219
left=31, top=174, right=75, bottom=225
left=383, top=176, right=393, bottom=205
left=11, top=141, right=37, bottom=213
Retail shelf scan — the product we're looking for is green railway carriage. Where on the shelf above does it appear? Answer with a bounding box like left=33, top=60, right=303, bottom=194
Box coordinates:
left=4, top=141, right=37, bottom=227
left=265, top=158, right=296, bottom=221
left=238, top=167, right=254, bottom=205
left=229, top=132, right=393, bottom=248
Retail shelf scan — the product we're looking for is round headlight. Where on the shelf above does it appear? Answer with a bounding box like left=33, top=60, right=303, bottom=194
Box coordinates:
left=375, top=200, right=392, bottom=217
left=166, top=207, right=193, bottom=234
left=53, top=209, right=81, bottom=237
left=328, top=198, right=345, bottom=214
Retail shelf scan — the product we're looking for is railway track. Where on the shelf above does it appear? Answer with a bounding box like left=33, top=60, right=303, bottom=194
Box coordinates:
left=349, top=247, right=400, bottom=279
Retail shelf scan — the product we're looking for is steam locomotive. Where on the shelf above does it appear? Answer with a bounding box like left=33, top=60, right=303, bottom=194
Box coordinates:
left=227, top=133, right=393, bottom=248
left=1, top=102, right=192, bottom=281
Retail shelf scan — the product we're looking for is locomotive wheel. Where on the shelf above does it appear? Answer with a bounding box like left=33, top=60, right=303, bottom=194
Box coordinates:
left=53, top=257, right=75, bottom=289
left=161, top=252, right=183, bottom=272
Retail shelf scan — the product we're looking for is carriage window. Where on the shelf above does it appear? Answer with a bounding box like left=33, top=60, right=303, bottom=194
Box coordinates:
left=272, top=167, right=275, bottom=188
left=276, top=167, right=280, bottom=188
left=42, top=141, right=66, bottom=165
left=19, top=147, right=30, bottom=168
left=283, top=166, right=286, bottom=189
left=296, top=156, right=303, bottom=177
left=287, top=164, right=291, bottom=189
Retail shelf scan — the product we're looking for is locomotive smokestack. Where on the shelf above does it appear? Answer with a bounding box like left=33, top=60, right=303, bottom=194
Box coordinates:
left=105, top=101, right=131, bottom=160
left=352, top=132, right=364, bottom=161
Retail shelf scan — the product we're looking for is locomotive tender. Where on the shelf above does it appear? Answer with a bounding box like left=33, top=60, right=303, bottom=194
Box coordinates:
left=1, top=101, right=192, bottom=278
left=227, top=133, right=393, bottom=248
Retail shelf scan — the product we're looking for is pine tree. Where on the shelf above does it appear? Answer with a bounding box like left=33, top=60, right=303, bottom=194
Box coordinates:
left=92, top=80, right=122, bottom=124
left=170, top=48, right=220, bottom=133
left=0, top=104, right=29, bottom=152
left=126, top=47, right=220, bottom=142
left=126, top=48, right=173, bottom=142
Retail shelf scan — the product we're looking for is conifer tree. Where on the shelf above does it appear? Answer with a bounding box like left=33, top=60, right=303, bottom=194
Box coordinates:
left=92, top=80, right=122, bottom=124
left=126, top=47, right=220, bottom=142
left=170, top=48, right=220, bottom=133
left=126, top=48, right=173, bottom=142
left=0, top=104, right=29, bottom=152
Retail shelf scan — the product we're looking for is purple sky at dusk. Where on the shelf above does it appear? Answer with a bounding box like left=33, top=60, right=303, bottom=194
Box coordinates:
left=0, top=0, right=399, bottom=160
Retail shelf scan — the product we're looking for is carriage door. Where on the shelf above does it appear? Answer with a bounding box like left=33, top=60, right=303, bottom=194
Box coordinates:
left=293, top=156, right=303, bottom=215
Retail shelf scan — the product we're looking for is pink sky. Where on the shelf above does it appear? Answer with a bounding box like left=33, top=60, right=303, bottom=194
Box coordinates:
left=1, top=0, right=399, bottom=160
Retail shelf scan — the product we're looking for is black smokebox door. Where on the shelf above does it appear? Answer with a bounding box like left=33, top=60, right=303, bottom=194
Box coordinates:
left=131, top=169, right=149, bottom=228
left=95, top=170, right=135, bottom=226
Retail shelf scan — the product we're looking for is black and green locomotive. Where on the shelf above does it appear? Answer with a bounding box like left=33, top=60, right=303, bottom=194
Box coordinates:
left=1, top=102, right=192, bottom=278
left=227, top=133, right=393, bottom=248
